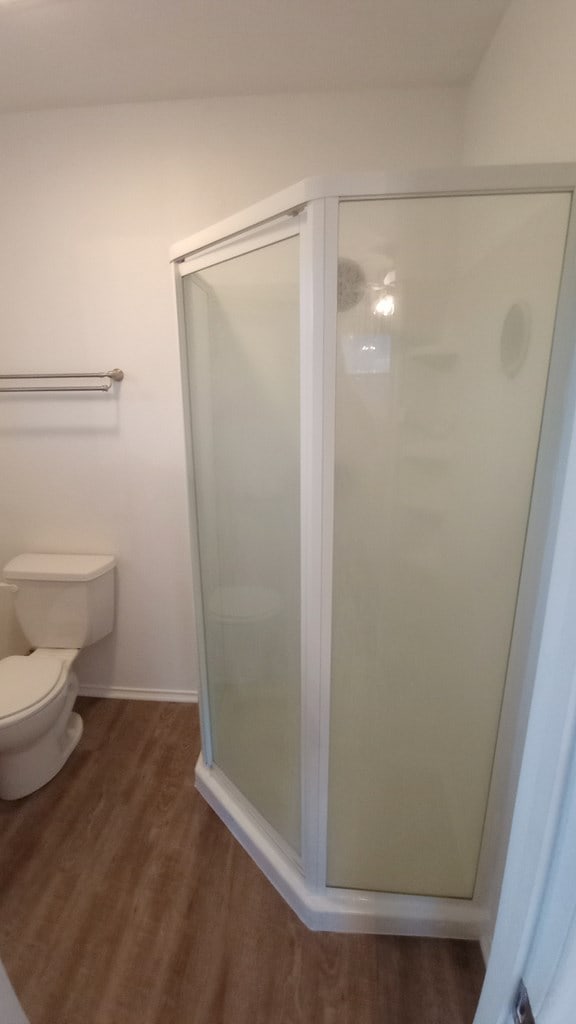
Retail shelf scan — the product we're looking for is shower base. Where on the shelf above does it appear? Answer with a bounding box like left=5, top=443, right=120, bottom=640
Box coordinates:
left=195, top=756, right=487, bottom=938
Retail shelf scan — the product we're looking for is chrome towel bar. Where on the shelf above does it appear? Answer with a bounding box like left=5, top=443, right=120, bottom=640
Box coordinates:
left=0, top=369, right=124, bottom=393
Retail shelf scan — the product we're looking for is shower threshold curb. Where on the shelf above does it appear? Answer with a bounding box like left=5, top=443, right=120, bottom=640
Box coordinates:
left=195, top=756, right=488, bottom=938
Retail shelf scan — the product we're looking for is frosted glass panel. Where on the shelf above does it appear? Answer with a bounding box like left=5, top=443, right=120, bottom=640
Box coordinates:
left=328, top=194, right=571, bottom=896
left=183, top=236, right=301, bottom=852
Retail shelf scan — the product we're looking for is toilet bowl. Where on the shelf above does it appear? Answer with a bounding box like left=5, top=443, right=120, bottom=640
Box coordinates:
left=0, top=650, right=82, bottom=800
left=0, top=552, right=116, bottom=800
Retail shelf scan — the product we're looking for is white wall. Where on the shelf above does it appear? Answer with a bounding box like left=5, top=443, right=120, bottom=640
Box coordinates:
left=464, top=0, right=576, bottom=164
left=0, top=88, right=464, bottom=697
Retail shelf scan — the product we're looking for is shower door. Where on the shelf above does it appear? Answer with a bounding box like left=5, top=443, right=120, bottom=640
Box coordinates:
left=327, top=191, right=572, bottom=898
left=180, top=222, right=302, bottom=854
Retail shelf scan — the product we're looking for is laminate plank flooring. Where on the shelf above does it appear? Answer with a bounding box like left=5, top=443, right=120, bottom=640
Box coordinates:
left=0, top=699, right=484, bottom=1024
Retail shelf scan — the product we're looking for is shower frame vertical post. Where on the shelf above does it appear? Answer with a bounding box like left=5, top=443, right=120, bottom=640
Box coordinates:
left=299, top=197, right=339, bottom=888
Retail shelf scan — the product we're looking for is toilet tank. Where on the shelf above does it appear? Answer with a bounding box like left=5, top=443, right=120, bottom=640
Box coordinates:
left=3, top=553, right=116, bottom=649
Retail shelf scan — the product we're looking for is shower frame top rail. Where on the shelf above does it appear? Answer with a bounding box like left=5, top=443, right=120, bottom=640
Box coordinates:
left=0, top=369, right=124, bottom=393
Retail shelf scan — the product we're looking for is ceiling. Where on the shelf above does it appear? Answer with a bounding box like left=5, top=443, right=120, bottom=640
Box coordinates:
left=0, top=0, right=511, bottom=113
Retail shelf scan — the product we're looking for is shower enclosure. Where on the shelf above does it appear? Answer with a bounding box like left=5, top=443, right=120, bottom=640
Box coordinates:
left=172, top=168, right=576, bottom=937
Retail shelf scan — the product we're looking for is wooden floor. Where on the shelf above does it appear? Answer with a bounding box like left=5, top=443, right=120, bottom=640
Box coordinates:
left=0, top=699, right=484, bottom=1024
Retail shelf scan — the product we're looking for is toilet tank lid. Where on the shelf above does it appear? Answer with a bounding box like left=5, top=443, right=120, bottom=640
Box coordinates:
left=3, top=553, right=116, bottom=582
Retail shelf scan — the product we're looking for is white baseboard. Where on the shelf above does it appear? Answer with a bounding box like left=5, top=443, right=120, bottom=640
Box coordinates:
left=78, top=685, right=198, bottom=703
left=196, top=756, right=488, bottom=938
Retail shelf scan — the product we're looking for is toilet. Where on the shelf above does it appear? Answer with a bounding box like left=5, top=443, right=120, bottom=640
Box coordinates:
left=0, top=553, right=116, bottom=800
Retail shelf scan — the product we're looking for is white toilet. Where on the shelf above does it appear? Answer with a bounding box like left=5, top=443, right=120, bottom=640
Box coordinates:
left=0, top=553, right=116, bottom=800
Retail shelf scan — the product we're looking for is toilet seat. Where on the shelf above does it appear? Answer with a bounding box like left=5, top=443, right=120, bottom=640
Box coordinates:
left=0, top=655, right=67, bottom=722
